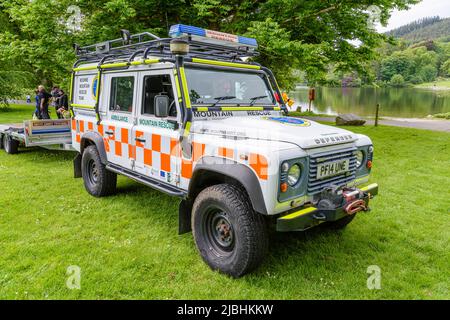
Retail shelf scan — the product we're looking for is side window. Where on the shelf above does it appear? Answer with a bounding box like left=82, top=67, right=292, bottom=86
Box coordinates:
left=109, top=76, right=134, bottom=113
left=142, top=74, right=176, bottom=117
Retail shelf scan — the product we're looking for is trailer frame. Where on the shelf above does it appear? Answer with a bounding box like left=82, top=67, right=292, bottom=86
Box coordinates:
left=0, top=119, right=73, bottom=154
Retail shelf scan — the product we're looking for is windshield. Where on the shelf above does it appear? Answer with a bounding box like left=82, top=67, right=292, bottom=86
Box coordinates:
left=185, top=67, right=276, bottom=106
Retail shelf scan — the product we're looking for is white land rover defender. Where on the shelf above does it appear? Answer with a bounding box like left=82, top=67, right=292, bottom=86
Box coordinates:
left=70, top=25, right=378, bottom=277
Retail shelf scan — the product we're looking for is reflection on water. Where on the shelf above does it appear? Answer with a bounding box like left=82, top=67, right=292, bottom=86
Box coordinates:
left=289, top=87, right=450, bottom=118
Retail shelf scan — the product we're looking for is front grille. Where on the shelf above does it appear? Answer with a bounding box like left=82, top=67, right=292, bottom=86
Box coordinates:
left=307, top=147, right=357, bottom=194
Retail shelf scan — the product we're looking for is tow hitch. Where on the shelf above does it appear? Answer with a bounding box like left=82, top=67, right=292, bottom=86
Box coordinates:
left=276, top=183, right=378, bottom=232
left=344, top=199, right=367, bottom=215
left=342, top=188, right=369, bottom=215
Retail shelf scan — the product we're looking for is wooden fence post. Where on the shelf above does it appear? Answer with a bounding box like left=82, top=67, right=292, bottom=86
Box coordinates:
left=375, top=103, right=380, bottom=127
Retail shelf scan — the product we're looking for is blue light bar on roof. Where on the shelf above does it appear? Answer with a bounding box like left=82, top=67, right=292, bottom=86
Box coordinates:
left=169, top=24, right=258, bottom=48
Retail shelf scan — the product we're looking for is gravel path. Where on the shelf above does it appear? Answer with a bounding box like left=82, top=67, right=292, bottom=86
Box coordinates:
left=302, top=116, right=450, bottom=133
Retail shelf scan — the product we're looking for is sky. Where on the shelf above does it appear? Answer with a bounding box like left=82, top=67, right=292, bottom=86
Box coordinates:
left=377, top=0, right=450, bottom=32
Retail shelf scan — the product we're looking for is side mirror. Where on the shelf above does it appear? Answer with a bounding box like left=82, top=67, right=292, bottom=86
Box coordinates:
left=154, top=95, right=169, bottom=117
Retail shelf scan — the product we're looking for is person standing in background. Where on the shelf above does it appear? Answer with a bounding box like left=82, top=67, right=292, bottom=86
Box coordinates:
left=26, top=94, right=31, bottom=104
left=56, top=89, right=69, bottom=119
left=37, top=85, right=51, bottom=119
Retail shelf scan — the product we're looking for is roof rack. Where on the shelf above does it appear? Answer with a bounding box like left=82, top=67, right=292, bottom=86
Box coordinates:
left=74, top=28, right=259, bottom=65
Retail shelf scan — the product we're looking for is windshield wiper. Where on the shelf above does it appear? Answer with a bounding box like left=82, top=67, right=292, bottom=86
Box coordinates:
left=249, top=95, right=268, bottom=106
left=210, top=96, right=236, bottom=107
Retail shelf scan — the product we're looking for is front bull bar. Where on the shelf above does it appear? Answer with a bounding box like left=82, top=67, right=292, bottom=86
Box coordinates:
left=276, top=183, right=378, bottom=232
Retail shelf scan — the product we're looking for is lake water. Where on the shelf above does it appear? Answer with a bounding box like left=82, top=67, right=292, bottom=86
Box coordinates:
left=289, top=87, right=450, bottom=118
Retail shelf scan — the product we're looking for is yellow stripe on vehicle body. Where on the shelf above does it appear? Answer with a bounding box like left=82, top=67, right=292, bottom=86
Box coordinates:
left=144, top=58, right=160, bottom=65
left=179, top=67, right=191, bottom=108
left=130, top=59, right=160, bottom=66
left=193, top=106, right=280, bottom=111
left=221, top=106, right=265, bottom=111
left=75, top=58, right=161, bottom=71
left=73, top=65, right=97, bottom=72
left=192, top=58, right=260, bottom=70
left=71, top=104, right=96, bottom=110
left=279, top=207, right=318, bottom=220
left=130, top=60, right=142, bottom=66
left=95, top=71, right=101, bottom=104
left=360, top=183, right=378, bottom=192
left=173, top=69, right=182, bottom=99
left=183, top=121, right=192, bottom=137
left=69, top=72, right=74, bottom=102
left=100, top=62, right=129, bottom=69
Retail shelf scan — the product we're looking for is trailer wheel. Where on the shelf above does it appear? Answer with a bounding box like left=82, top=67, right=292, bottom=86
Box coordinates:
left=81, top=145, right=117, bottom=197
left=3, top=134, right=19, bottom=154
left=192, top=184, right=268, bottom=278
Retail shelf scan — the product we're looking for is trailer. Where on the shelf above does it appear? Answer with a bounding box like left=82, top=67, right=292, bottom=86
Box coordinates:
left=0, top=119, right=73, bottom=154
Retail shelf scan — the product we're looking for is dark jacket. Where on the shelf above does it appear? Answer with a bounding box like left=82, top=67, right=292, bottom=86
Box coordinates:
left=58, top=94, right=68, bottom=110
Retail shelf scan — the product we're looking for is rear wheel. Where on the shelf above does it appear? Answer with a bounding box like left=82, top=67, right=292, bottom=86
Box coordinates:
left=192, top=184, right=268, bottom=278
left=3, top=134, right=19, bottom=154
left=81, top=145, right=117, bottom=197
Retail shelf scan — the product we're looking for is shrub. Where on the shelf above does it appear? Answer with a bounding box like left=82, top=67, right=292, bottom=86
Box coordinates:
left=390, top=74, right=406, bottom=87
left=419, top=65, right=438, bottom=82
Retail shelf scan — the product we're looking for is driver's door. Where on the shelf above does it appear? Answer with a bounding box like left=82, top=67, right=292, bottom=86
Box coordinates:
left=132, top=69, right=181, bottom=187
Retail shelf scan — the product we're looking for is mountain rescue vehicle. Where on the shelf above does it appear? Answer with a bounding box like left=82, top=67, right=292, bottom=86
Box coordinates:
left=0, top=25, right=378, bottom=277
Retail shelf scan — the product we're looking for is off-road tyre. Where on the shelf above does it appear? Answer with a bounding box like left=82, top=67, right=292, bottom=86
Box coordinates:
left=81, top=145, right=117, bottom=197
left=192, top=184, right=268, bottom=278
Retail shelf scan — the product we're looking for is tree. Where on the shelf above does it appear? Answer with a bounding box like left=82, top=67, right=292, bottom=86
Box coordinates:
left=419, top=65, right=438, bottom=82
left=0, top=70, right=33, bottom=107
left=390, top=74, right=405, bottom=87
left=442, top=59, right=450, bottom=77
left=380, top=53, right=412, bottom=81
left=0, top=0, right=420, bottom=91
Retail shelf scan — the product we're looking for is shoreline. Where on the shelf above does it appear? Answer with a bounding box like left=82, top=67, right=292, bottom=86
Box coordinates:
left=298, top=115, right=450, bottom=132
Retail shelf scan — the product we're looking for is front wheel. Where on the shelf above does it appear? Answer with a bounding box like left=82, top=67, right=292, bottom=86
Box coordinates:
left=81, top=145, right=117, bottom=197
left=192, top=184, right=268, bottom=278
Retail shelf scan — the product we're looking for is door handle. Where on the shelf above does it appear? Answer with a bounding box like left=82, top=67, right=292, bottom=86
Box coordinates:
left=105, top=130, right=114, bottom=135
left=135, top=137, right=146, bottom=143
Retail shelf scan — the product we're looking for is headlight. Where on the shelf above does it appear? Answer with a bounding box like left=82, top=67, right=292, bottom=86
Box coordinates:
left=287, top=164, right=301, bottom=186
left=356, top=150, right=364, bottom=168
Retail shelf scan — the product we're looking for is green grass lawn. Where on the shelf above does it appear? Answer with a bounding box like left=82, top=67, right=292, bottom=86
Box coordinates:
left=0, top=104, right=449, bottom=299
left=0, top=103, right=37, bottom=123
left=288, top=110, right=332, bottom=118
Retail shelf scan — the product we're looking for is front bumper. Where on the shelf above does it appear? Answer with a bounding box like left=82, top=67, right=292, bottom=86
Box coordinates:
left=276, top=183, right=378, bottom=232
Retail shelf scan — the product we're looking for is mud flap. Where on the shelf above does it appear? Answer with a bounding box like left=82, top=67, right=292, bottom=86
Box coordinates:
left=178, top=199, right=192, bottom=234
left=73, top=153, right=82, bottom=178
